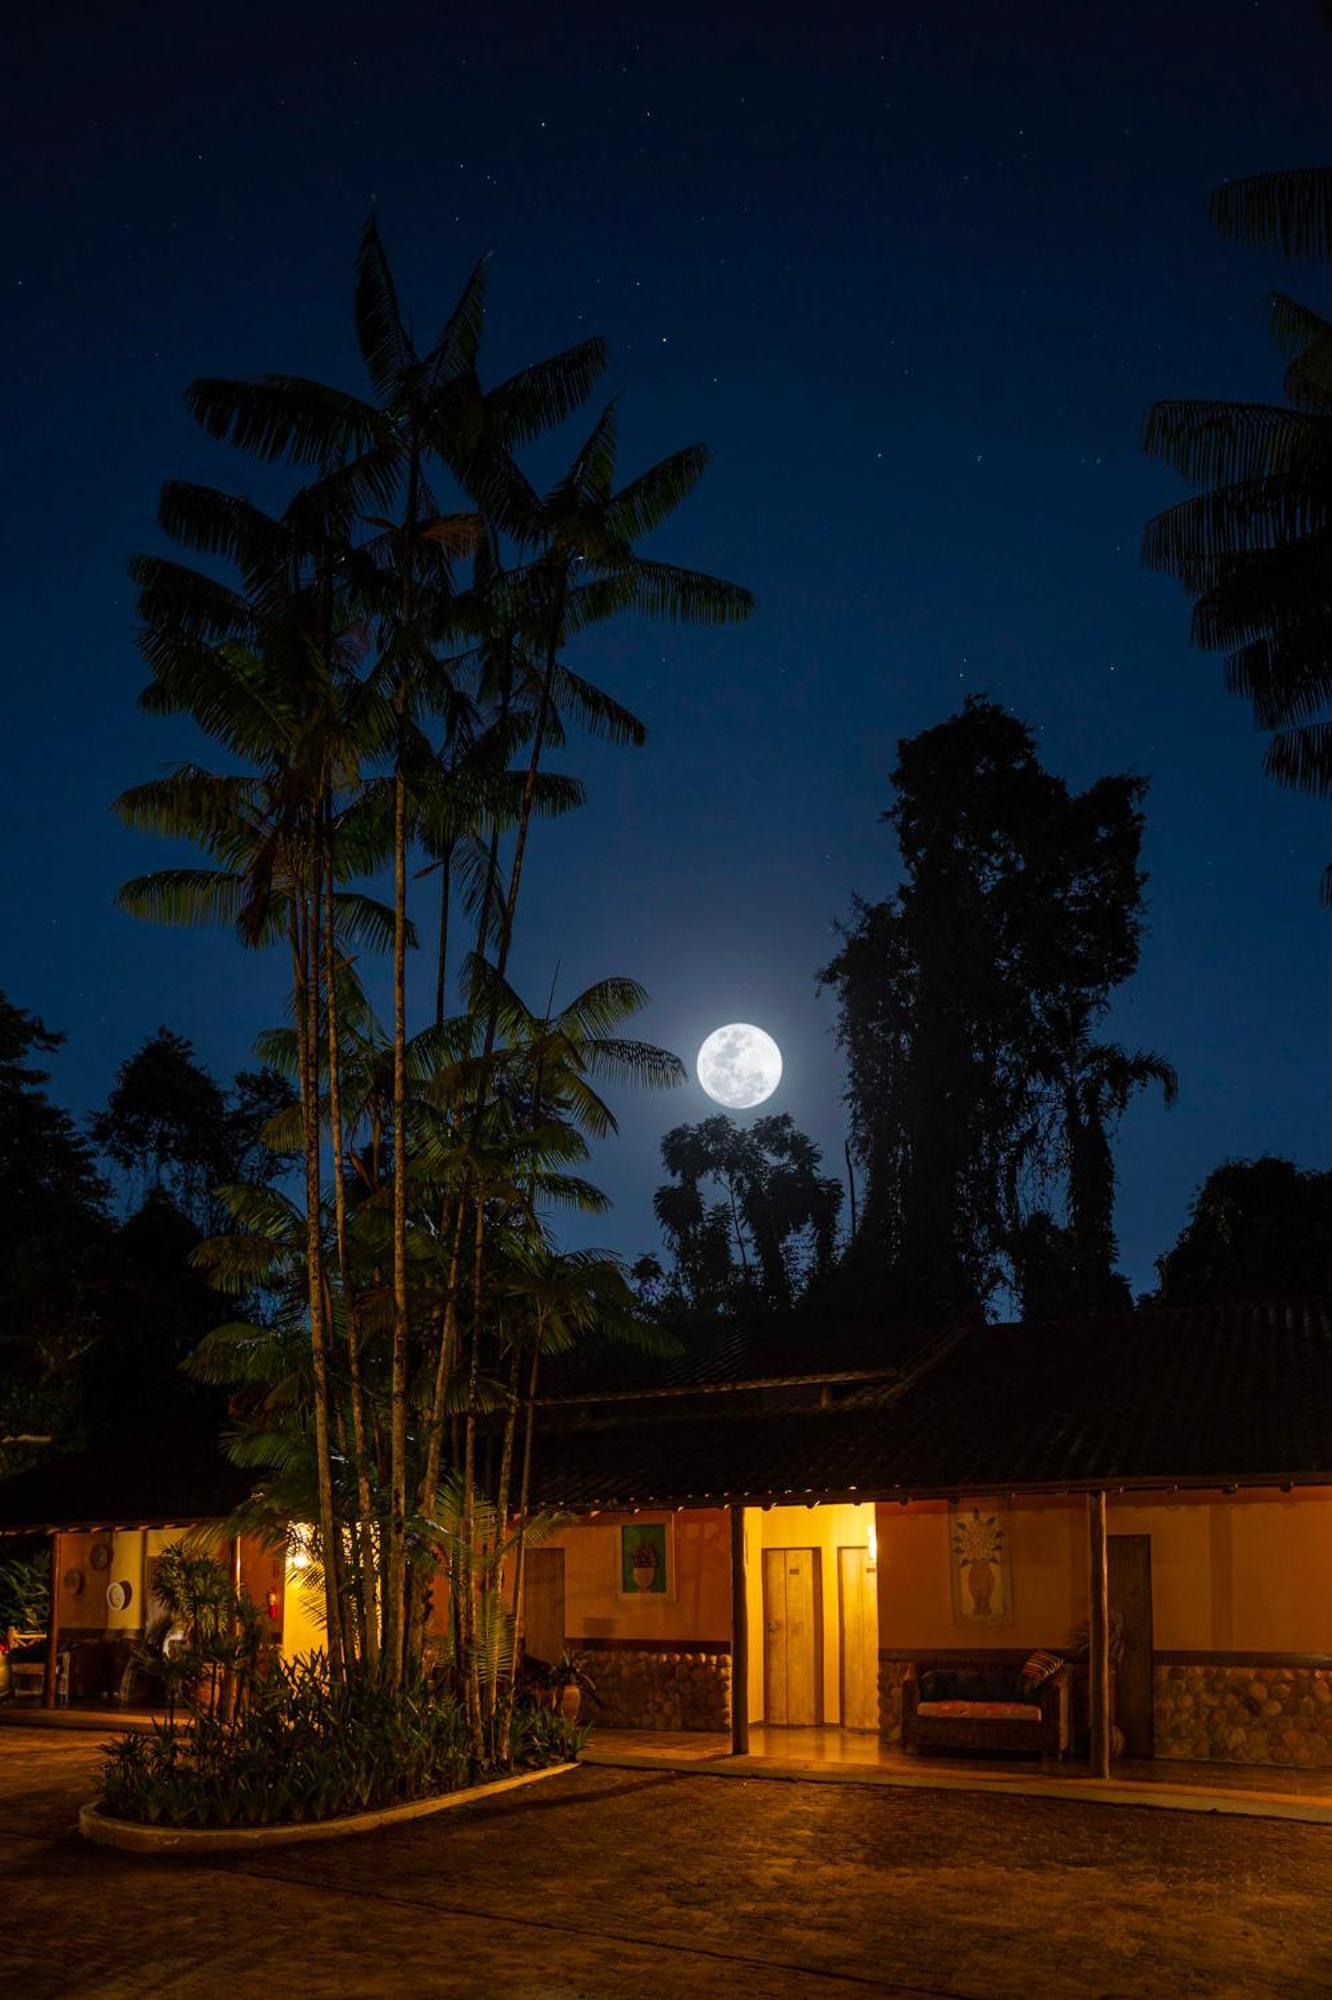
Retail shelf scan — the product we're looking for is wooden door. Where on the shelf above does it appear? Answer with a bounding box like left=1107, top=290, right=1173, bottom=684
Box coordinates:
left=1108, top=1534, right=1154, bottom=1758
left=763, top=1548, right=822, bottom=1725
left=523, top=1548, right=565, bottom=1671
left=837, top=1546, right=879, bottom=1730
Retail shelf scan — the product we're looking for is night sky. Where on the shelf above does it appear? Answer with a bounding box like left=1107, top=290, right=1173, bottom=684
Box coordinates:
left=6, top=0, right=1331, bottom=1293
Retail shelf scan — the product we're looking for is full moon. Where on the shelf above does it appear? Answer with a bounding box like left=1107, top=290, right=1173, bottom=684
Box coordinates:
left=697, top=1024, right=783, bottom=1109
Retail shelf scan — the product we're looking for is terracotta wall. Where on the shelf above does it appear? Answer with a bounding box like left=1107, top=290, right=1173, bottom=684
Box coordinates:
left=541, top=1510, right=731, bottom=1646
left=874, top=1486, right=1332, bottom=1657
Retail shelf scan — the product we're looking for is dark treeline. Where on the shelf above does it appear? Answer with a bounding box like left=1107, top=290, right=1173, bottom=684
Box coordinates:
left=0, top=998, right=295, bottom=1476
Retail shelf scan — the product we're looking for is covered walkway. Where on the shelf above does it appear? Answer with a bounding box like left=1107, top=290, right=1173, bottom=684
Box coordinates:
left=584, top=1724, right=1332, bottom=1823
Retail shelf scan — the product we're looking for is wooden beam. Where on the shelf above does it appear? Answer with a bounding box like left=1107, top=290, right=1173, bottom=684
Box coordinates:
left=1087, top=1490, right=1110, bottom=1778
left=729, top=1505, right=749, bottom=1756
left=43, top=1530, right=60, bottom=1708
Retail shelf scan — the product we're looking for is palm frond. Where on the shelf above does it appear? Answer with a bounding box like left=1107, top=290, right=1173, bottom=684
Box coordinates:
left=1211, top=168, right=1332, bottom=257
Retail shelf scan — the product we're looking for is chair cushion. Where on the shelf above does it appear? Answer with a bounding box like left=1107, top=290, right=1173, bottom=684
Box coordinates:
left=915, top=1700, right=1042, bottom=1721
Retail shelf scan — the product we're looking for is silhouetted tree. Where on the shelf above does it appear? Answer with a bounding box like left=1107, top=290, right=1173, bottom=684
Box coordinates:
left=1151, top=1156, right=1332, bottom=1306
left=651, top=1113, right=843, bottom=1312
left=0, top=994, right=109, bottom=1468
left=822, top=699, right=1164, bottom=1321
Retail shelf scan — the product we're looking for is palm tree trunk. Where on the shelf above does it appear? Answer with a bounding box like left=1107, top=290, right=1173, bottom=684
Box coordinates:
left=500, top=1339, right=543, bottom=1763
left=293, top=888, right=344, bottom=1679
left=485, top=1341, right=521, bottom=1740
left=323, top=829, right=379, bottom=1668
left=460, top=1193, right=486, bottom=1753
left=384, top=761, right=410, bottom=1685
left=385, top=439, right=423, bottom=1690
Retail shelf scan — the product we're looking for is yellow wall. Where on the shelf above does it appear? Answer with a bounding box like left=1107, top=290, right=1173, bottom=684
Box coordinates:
left=52, top=1527, right=192, bottom=1635
left=745, top=1504, right=877, bottom=1725
left=875, top=1487, right=1332, bottom=1656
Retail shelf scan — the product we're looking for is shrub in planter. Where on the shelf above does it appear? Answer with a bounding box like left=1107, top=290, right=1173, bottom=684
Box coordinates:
left=96, top=1654, right=474, bottom=1829
left=510, top=1695, right=589, bottom=1768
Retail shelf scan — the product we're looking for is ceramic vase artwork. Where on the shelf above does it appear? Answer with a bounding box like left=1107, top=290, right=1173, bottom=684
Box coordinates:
left=967, top=1562, right=995, bottom=1615
left=632, top=1545, right=659, bottom=1592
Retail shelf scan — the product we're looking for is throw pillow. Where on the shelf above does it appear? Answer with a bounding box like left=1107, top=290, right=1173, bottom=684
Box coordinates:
left=1020, top=1648, right=1063, bottom=1693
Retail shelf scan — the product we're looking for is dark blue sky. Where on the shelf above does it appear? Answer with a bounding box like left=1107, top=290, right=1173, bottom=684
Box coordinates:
left=5, top=0, right=1330, bottom=1289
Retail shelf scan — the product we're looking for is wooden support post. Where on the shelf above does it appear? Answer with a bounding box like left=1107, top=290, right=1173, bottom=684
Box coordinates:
left=43, top=1531, right=60, bottom=1708
left=1087, top=1490, right=1110, bottom=1778
left=729, top=1504, right=749, bottom=1756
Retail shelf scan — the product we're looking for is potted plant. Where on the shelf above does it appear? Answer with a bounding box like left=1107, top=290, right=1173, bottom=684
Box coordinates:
left=549, top=1650, right=597, bottom=1723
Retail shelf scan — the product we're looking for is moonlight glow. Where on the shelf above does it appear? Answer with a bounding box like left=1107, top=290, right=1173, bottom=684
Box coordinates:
left=697, top=1024, right=783, bottom=1109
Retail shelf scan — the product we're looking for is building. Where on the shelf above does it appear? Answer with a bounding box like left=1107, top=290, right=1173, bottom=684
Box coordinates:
left=5, top=1299, right=1332, bottom=1772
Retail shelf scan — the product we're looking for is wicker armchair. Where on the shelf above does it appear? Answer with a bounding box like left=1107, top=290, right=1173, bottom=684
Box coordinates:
left=900, top=1655, right=1070, bottom=1758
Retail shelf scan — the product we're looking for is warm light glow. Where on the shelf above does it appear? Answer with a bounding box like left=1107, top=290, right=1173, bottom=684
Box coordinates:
left=697, top=1023, right=782, bottom=1108
left=867, top=1520, right=878, bottom=1568
left=288, top=1525, right=314, bottom=1572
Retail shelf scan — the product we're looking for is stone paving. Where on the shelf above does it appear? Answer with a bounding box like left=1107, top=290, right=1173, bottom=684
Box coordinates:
left=2, top=1725, right=1332, bottom=1996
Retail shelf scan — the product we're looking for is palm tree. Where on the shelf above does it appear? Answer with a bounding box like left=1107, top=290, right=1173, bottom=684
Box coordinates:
left=1028, top=1006, right=1177, bottom=1315
left=183, top=217, right=608, bottom=1684
left=1144, top=44, right=1332, bottom=887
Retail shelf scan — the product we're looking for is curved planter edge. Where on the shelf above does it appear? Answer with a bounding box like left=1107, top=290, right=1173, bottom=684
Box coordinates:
left=78, top=1758, right=577, bottom=1855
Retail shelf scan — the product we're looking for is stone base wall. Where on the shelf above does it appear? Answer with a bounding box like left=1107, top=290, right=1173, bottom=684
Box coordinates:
left=877, top=1654, right=1332, bottom=1767
left=1155, top=1664, right=1332, bottom=1768
left=588, top=1648, right=731, bottom=1731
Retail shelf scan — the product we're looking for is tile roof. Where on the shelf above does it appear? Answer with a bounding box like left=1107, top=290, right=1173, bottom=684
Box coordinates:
left=531, top=1299, right=1332, bottom=1510
left=538, top=1300, right=923, bottom=1400
left=8, top=1298, right=1330, bottom=1531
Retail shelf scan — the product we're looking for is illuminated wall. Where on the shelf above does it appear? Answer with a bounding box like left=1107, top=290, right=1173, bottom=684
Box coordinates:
left=744, top=1503, right=877, bottom=1726
left=540, top=1510, right=731, bottom=1645
left=874, top=1486, right=1332, bottom=1654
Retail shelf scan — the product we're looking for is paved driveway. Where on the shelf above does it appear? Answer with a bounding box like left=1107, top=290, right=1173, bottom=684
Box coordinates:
left=2, top=1726, right=1330, bottom=1997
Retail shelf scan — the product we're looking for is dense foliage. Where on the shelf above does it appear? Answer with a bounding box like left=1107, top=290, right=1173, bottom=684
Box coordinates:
left=0, top=1001, right=282, bottom=1473
left=821, top=699, right=1175, bottom=1322
left=1151, top=1156, right=1332, bottom=1306
left=96, top=1654, right=582, bottom=1829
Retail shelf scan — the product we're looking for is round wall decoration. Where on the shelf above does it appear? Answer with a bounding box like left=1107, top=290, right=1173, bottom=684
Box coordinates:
left=62, top=1568, right=84, bottom=1596
left=89, top=1543, right=111, bottom=1572
left=106, top=1580, right=133, bottom=1613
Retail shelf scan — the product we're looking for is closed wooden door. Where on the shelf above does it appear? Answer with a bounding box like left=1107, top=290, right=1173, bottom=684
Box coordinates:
left=523, top=1548, right=565, bottom=1670
left=837, top=1546, right=879, bottom=1730
left=763, top=1548, right=822, bottom=1725
left=1108, top=1534, right=1154, bottom=1758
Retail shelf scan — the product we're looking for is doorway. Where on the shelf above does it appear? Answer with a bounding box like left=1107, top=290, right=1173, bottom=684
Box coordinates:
left=523, top=1547, right=565, bottom=1671
left=763, top=1547, right=822, bottom=1725
left=1108, top=1534, right=1154, bottom=1757
left=837, top=1546, right=879, bottom=1730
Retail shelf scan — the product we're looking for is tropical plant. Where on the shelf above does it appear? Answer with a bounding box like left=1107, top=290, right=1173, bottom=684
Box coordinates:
left=0, top=1552, right=49, bottom=1634
left=114, top=212, right=749, bottom=1776
left=132, top=1543, right=264, bottom=1723
left=1144, top=30, right=1332, bottom=895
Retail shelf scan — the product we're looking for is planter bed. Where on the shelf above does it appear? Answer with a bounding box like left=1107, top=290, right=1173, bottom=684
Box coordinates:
left=79, top=1759, right=576, bottom=1854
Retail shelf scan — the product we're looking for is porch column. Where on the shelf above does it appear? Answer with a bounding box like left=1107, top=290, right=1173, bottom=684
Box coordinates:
left=729, top=1504, right=749, bottom=1756
left=43, top=1530, right=61, bottom=1708
left=1087, top=1490, right=1110, bottom=1778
